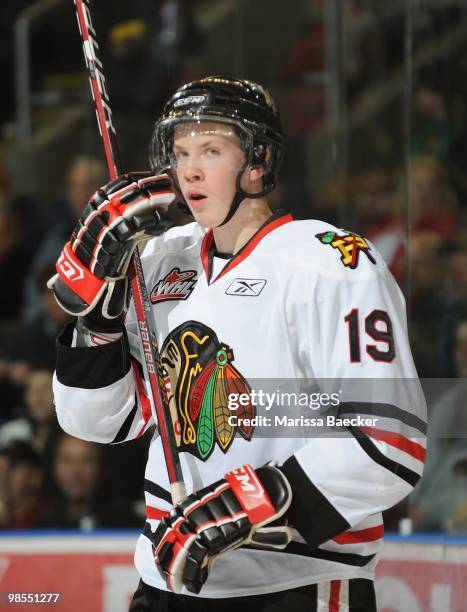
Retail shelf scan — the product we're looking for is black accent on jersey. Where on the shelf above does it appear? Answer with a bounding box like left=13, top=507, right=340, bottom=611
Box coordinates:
left=283, top=541, right=376, bottom=567
left=143, top=522, right=155, bottom=541
left=55, top=322, right=131, bottom=388
left=339, top=402, right=427, bottom=435
left=213, top=251, right=232, bottom=260
left=111, top=395, right=138, bottom=443
left=280, top=456, right=350, bottom=549
left=348, top=426, right=421, bottom=487
left=365, top=309, right=396, bottom=363
left=344, top=308, right=361, bottom=363
left=144, top=478, right=172, bottom=503
left=349, top=579, right=378, bottom=610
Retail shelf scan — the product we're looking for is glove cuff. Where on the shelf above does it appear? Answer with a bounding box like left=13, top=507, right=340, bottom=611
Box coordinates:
left=225, top=464, right=292, bottom=526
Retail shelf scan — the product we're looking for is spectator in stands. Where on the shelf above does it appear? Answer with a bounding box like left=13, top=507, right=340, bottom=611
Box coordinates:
left=0, top=264, right=71, bottom=373
left=408, top=231, right=455, bottom=378
left=34, top=433, right=141, bottom=530
left=0, top=441, right=47, bottom=529
left=102, top=0, right=202, bottom=169
left=411, top=77, right=452, bottom=160
left=0, top=196, right=32, bottom=320
left=356, top=155, right=459, bottom=290
left=410, top=154, right=458, bottom=240
left=0, top=369, right=59, bottom=457
left=346, top=169, right=405, bottom=285
left=443, top=240, right=467, bottom=303
left=409, top=307, right=467, bottom=532
left=23, top=155, right=106, bottom=323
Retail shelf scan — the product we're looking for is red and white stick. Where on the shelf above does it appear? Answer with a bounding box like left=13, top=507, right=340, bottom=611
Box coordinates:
left=73, top=0, right=186, bottom=504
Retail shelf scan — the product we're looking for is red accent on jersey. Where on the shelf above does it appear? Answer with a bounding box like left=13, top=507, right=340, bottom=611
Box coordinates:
left=333, top=524, right=384, bottom=545
left=328, top=580, right=341, bottom=612
left=165, top=269, right=196, bottom=283
left=361, top=426, right=426, bottom=463
left=132, top=360, right=153, bottom=437
left=200, top=213, right=293, bottom=284
left=225, top=464, right=275, bottom=525
left=56, top=242, right=105, bottom=303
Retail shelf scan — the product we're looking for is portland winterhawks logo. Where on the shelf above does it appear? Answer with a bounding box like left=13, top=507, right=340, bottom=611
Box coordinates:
left=316, top=230, right=376, bottom=269
left=150, top=267, right=197, bottom=303
left=159, top=321, right=255, bottom=461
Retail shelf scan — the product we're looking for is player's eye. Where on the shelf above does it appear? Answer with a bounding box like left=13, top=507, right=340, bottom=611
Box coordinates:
left=174, top=150, right=188, bottom=163
left=205, top=147, right=220, bottom=157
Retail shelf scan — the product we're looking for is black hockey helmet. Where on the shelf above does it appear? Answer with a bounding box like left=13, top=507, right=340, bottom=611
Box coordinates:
left=149, top=76, right=284, bottom=226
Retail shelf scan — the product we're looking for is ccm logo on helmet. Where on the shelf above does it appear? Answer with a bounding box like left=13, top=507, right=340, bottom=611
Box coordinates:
left=57, top=252, right=84, bottom=281
left=229, top=466, right=264, bottom=498
left=173, top=95, right=207, bottom=108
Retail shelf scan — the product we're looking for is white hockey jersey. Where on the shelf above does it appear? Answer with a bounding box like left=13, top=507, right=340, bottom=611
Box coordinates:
left=53, top=213, right=427, bottom=598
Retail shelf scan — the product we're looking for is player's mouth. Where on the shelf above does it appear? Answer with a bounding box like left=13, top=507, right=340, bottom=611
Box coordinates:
left=186, top=190, right=207, bottom=207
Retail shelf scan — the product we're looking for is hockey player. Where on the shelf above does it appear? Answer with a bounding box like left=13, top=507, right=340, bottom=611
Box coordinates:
left=49, top=77, right=427, bottom=611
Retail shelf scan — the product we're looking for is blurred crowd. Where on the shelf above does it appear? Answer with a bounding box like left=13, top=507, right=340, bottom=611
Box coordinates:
left=0, top=156, right=149, bottom=530
left=1, top=0, right=467, bottom=534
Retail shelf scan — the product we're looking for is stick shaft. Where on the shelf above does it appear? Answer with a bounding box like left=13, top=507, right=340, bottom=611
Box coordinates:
left=74, top=0, right=186, bottom=503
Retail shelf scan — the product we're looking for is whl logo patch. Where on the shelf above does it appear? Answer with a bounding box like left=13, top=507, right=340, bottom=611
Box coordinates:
left=226, top=278, right=266, bottom=297
left=151, top=267, right=197, bottom=304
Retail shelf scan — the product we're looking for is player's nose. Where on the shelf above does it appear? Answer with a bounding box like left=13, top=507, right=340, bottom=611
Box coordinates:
left=182, top=157, right=204, bottom=183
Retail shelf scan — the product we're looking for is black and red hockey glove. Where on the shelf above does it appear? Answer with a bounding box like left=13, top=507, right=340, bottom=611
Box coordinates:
left=152, top=463, right=292, bottom=594
left=48, top=173, right=177, bottom=326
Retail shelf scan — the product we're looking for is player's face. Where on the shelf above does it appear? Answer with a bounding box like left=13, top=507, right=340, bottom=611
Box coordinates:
left=54, top=436, right=102, bottom=502
left=173, top=121, right=246, bottom=228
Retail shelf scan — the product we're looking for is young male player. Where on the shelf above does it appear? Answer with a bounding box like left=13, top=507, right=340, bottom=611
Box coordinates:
left=50, top=77, right=427, bottom=611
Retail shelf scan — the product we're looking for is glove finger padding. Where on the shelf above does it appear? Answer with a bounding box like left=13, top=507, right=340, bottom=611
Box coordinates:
left=152, top=463, right=292, bottom=595
left=49, top=172, right=179, bottom=319
left=70, top=173, right=175, bottom=278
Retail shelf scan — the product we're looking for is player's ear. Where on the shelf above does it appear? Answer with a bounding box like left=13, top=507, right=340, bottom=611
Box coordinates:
left=247, top=145, right=270, bottom=181
left=248, top=166, right=264, bottom=181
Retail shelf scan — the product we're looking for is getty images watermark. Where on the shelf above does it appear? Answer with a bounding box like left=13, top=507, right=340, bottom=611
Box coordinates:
left=226, top=390, right=378, bottom=428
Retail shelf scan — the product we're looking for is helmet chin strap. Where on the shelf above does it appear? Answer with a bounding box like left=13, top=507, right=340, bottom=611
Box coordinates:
left=215, top=163, right=271, bottom=228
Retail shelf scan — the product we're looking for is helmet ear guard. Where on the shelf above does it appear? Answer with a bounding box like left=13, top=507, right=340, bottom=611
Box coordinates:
left=149, top=77, right=284, bottom=226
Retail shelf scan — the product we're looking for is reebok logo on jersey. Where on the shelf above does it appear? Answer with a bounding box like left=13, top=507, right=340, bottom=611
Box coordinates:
left=226, top=278, right=267, bottom=296
left=150, top=267, right=197, bottom=304
left=315, top=230, right=376, bottom=269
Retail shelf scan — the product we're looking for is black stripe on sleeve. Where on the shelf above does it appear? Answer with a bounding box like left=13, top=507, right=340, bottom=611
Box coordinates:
left=144, top=479, right=172, bottom=504
left=55, top=322, right=131, bottom=389
left=348, top=425, right=421, bottom=487
left=284, top=542, right=376, bottom=567
left=339, top=401, right=427, bottom=435
left=111, top=394, right=138, bottom=444
left=243, top=540, right=375, bottom=568
left=280, top=456, right=350, bottom=549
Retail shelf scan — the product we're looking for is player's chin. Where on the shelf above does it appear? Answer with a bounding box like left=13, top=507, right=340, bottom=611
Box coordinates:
left=190, top=207, right=226, bottom=229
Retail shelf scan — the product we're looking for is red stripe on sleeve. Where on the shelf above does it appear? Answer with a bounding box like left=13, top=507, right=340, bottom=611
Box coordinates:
left=333, top=524, right=384, bottom=545
left=360, top=426, right=426, bottom=463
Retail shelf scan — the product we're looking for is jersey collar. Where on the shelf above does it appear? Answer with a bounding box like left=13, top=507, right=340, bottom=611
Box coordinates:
left=200, top=211, right=293, bottom=285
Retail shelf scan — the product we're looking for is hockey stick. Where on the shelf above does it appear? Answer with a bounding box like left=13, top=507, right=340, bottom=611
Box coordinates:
left=73, top=0, right=186, bottom=504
